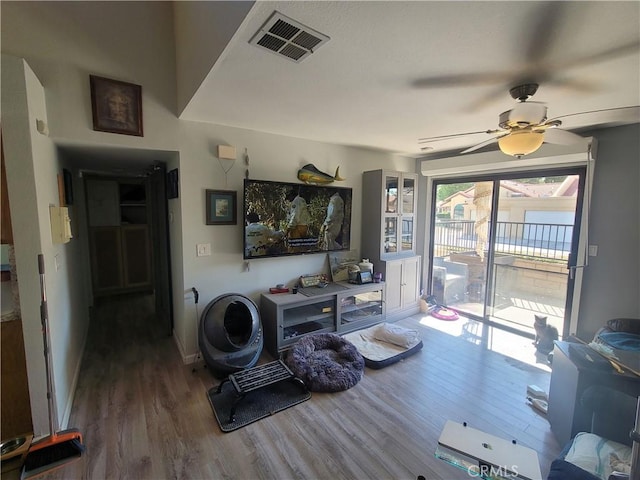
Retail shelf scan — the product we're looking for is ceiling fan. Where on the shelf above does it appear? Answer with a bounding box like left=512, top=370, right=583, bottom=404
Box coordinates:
left=411, top=2, right=640, bottom=114
left=417, top=83, right=636, bottom=158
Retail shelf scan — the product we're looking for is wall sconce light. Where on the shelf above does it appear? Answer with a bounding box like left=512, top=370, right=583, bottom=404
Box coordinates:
left=217, top=145, right=237, bottom=160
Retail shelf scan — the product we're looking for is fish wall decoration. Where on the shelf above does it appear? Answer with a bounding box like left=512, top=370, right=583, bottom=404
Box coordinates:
left=297, top=164, right=345, bottom=184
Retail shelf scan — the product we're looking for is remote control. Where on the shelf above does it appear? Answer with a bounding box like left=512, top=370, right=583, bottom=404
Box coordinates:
left=526, top=384, right=548, bottom=400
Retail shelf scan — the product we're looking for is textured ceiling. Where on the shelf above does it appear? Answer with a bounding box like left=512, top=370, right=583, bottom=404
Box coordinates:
left=180, top=1, right=640, bottom=158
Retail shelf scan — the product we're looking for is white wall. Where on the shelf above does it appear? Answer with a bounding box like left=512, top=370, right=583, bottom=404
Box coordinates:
left=2, top=56, right=90, bottom=435
left=173, top=120, right=412, bottom=358
left=1, top=1, right=415, bottom=432
left=576, top=123, right=640, bottom=338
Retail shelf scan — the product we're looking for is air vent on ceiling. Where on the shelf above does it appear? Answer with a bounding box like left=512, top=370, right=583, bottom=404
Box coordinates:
left=249, top=11, right=330, bottom=63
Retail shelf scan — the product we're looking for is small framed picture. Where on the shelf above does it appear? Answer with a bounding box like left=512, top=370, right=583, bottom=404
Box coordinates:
left=63, top=168, right=74, bottom=205
left=167, top=168, right=179, bottom=199
left=90, top=75, right=143, bottom=136
left=206, top=190, right=237, bottom=225
left=357, top=271, right=373, bottom=284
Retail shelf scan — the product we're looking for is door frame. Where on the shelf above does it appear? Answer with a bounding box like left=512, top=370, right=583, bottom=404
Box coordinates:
left=427, top=167, right=586, bottom=339
left=82, top=165, right=173, bottom=335
left=420, top=144, right=596, bottom=339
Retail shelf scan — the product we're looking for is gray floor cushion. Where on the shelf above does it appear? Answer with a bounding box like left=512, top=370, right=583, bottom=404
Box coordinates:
left=285, top=333, right=364, bottom=392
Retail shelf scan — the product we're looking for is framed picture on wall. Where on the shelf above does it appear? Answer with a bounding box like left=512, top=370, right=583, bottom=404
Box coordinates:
left=206, top=190, right=237, bottom=225
left=90, top=75, right=143, bottom=136
left=63, top=168, right=74, bottom=205
left=167, top=168, right=179, bottom=199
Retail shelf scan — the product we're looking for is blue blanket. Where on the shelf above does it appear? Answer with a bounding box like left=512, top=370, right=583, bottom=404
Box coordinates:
left=598, top=332, right=640, bottom=351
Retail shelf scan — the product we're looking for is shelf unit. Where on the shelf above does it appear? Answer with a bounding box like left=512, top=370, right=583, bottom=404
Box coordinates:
left=85, top=176, right=152, bottom=295
left=261, top=282, right=385, bottom=357
left=119, top=182, right=148, bottom=225
left=363, top=170, right=418, bottom=258
left=337, top=286, right=384, bottom=331
left=362, top=170, right=421, bottom=320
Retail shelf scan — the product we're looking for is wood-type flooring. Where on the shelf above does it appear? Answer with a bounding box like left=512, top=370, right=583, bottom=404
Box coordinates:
left=39, top=293, right=561, bottom=479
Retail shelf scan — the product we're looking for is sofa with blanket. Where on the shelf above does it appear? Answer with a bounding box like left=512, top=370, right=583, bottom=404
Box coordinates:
left=547, top=386, right=638, bottom=480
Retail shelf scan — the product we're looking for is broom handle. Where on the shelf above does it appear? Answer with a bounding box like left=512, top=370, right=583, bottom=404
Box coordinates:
left=38, top=254, right=57, bottom=437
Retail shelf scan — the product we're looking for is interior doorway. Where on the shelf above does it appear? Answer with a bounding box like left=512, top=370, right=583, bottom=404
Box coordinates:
left=428, top=167, right=586, bottom=343
left=78, top=159, right=173, bottom=337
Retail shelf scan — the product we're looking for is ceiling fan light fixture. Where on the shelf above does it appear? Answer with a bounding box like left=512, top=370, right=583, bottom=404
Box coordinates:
left=498, top=130, right=544, bottom=157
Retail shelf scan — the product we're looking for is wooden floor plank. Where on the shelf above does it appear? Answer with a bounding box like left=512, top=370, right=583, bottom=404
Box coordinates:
left=39, top=293, right=561, bottom=480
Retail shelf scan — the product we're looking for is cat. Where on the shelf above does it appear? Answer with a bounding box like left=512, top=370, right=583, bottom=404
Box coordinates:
left=533, top=315, right=558, bottom=357
left=533, top=315, right=548, bottom=344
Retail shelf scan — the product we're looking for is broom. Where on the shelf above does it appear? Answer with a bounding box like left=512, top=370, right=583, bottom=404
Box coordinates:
left=21, top=254, right=85, bottom=479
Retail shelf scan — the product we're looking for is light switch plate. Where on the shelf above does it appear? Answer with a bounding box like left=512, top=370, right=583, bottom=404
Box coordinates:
left=196, top=243, right=211, bottom=257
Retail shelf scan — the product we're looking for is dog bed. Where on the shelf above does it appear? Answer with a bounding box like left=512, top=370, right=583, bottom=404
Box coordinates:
left=284, top=333, right=364, bottom=392
left=343, top=323, right=423, bottom=369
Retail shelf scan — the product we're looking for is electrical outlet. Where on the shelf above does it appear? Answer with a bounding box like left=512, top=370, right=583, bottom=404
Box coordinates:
left=196, top=243, right=211, bottom=257
left=588, top=245, right=598, bottom=257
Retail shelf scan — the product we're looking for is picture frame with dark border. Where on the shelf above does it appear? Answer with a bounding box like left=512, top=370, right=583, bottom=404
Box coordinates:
left=90, top=75, right=143, bottom=136
left=63, top=168, right=73, bottom=205
left=206, top=189, right=237, bottom=225
left=167, top=168, right=179, bottom=199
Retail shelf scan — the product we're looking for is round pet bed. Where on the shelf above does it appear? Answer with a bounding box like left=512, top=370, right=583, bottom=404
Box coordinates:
left=431, top=307, right=459, bottom=321
left=285, top=333, right=364, bottom=392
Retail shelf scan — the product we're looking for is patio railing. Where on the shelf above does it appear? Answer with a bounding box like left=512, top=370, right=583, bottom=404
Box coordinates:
left=434, top=220, right=572, bottom=261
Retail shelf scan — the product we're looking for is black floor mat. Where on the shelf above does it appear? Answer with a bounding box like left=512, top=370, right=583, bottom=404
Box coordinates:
left=207, top=378, right=311, bottom=432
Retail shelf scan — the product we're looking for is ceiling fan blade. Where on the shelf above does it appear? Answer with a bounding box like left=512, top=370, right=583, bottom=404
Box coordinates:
left=418, top=130, right=497, bottom=143
left=523, top=2, right=568, bottom=64
left=560, top=40, right=640, bottom=71
left=547, top=105, right=640, bottom=126
left=411, top=2, right=568, bottom=91
left=543, top=128, right=585, bottom=145
left=460, top=135, right=504, bottom=154
left=411, top=72, right=510, bottom=89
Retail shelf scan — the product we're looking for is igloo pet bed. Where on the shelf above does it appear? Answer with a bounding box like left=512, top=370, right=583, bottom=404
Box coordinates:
left=284, top=333, right=364, bottom=392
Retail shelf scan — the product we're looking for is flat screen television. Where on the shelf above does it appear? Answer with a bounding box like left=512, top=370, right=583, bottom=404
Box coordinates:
left=243, top=178, right=352, bottom=259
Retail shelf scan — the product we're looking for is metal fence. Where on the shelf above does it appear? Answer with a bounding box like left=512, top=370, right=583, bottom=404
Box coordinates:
left=434, top=220, right=572, bottom=261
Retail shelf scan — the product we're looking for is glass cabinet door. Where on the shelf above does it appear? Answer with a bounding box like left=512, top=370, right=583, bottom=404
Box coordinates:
left=338, top=287, right=384, bottom=332
left=400, top=176, right=416, bottom=252
left=281, top=298, right=335, bottom=344
left=382, top=172, right=417, bottom=257
left=384, top=217, right=398, bottom=253
left=402, top=176, right=415, bottom=214
left=401, top=217, right=414, bottom=252
left=385, top=174, right=399, bottom=213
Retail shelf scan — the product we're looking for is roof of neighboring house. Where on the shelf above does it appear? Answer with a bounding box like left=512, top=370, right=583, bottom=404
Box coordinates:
left=439, top=177, right=579, bottom=207
left=440, top=189, right=474, bottom=203
left=554, top=176, right=580, bottom=197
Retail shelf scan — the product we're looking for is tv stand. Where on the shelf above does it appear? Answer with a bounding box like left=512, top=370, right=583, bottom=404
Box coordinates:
left=260, top=281, right=385, bottom=357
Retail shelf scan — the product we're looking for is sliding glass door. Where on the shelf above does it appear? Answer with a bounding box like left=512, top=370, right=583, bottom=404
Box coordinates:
left=428, top=167, right=586, bottom=340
